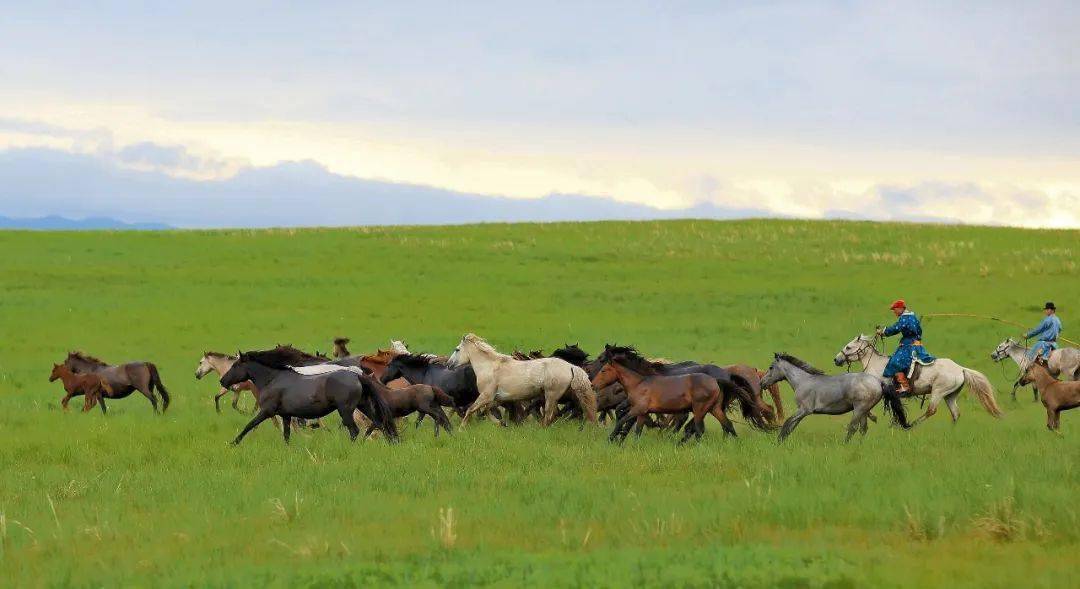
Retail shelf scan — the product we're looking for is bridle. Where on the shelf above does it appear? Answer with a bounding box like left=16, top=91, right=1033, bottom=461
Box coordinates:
left=837, top=336, right=880, bottom=373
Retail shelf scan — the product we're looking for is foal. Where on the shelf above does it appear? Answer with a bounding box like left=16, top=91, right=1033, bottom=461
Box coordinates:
left=50, top=364, right=112, bottom=414
left=1019, top=361, right=1080, bottom=431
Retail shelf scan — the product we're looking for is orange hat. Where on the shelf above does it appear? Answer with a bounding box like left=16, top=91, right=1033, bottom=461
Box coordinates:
left=890, top=299, right=906, bottom=310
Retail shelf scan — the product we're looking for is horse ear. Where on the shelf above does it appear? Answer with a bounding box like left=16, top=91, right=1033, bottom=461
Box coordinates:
left=773, top=352, right=780, bottom=359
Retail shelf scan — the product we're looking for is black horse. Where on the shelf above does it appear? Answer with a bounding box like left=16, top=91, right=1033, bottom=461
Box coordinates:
left=598, top=344, right=773, bottom=435
left=379, top=353, right=480, bottom=416
left=220, top=349, right=397, bottom=445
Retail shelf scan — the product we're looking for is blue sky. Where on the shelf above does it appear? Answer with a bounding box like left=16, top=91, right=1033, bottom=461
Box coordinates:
left=1, top=2, right=1077, bottom=227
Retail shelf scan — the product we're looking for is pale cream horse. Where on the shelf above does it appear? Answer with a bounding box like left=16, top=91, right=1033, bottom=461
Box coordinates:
left=196, top=352, right=256, bottom=413
left=834, top=334, right=1003, bottom=425
left=447, top=333, right=597, bottom=427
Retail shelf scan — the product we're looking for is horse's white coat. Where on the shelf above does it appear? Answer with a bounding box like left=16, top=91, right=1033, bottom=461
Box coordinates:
left=991, top=338, right=1080, bottom=382
left=447, top=333, right=597, bottom=426
left=835, top=334, right=1002, bottom=424
left=289, top=364, right=365, bottom=377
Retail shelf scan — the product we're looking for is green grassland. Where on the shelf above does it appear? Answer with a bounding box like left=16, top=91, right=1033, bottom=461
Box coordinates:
left=0, top=220, right=1076, bottom=588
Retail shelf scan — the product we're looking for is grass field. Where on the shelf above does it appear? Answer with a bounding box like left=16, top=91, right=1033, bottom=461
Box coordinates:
left=0, top=219, right=1077, bottom=588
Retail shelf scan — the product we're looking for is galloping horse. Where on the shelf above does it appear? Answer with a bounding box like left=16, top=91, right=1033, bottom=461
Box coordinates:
left=834, top=334, right=1002, bottom=425
left=358, top=376, right=456, bottom=438
left=761, top=353, right=910, bottom=442
left=991, top=338, right=1080, bottom=400
left=447, top=334, right=597, bottom=427
left=597, top=345, right=773, bottom=433
left=1017, top=361, right=1080, bottom=431
left=196, top=352, right=258, bottom=413
left=63, top=352, right=170, bottom=413
left=590, top=347, right=731, bottom=443
left=49, top=364, right=113, bottom=413
left=219, top=348, right=397, bottom=445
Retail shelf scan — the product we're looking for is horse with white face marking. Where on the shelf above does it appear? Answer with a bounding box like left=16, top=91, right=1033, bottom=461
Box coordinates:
left=447, top=333, right=597, bottom=427
left=834, top=334, right=1002, bottom=425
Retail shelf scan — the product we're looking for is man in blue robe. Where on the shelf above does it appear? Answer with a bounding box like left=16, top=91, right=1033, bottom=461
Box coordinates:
left=876, top=299, right=935, bottom=394
left=1025, top=302, right=1062, bottom=363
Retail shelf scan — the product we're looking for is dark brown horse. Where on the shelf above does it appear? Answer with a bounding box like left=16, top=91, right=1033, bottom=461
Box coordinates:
left=360, top=349, right=412, bottom=389
left=591, top=347, right=728, bottom=444
left=1018, top=360, right=1080, bottom=431
left=357, top=375, right=456, bottom=437
left=49, top=364, right=113, bottom=413
left=63, top=351, right=170, bottom=413
left=332, top=337, right=351, bottom=359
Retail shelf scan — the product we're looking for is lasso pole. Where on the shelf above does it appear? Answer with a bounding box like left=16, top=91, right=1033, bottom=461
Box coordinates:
left=922, top=312, right=1078, bottom=347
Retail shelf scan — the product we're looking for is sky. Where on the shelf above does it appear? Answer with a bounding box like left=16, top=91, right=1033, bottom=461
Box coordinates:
left=1, top=2, right=1077, bottom=228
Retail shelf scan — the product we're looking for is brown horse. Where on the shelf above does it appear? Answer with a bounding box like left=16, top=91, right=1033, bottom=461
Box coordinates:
left=360, top=349, right=411, bottom=389
left=725, top=364, right=785, bottom=424
left=1018, top=361, right=1080, bottom=431
left=333, top=337, right=351, bottom=359
left=49, top=364, right=113, bottom=413
left=63, top=351, right=170, bottom=413
left=357, top=375, right=456, bottom=438
left=591, top=347, right=731, bottom=444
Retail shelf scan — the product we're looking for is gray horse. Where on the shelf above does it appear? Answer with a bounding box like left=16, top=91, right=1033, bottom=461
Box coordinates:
left=760, top=353, right=910, bottom=442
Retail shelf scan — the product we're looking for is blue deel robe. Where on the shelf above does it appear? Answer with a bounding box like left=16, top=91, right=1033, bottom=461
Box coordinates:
left=882, top=310, right=935, bottom=376
left=1025, top=314, right=1062, bottom=361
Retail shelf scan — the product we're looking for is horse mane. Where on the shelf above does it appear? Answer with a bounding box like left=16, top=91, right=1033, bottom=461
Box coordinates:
left=551, top=344, right=589, bottom=366
left=512, top=349, right=545, bottom=360
left=204, top=351, right=236, bottom=360
left=604, top=345, right=662, bottom=375
left=244, top=345, right=327, bottom=368
left=334, top=337, right=350, bottom=346
left=68, top=351, right=108, bottom=366
left=391, top=353, right=435, bottom=368
left=462, top=333, right=502, bottom=357
left=775, top=353, right=826, bottom=375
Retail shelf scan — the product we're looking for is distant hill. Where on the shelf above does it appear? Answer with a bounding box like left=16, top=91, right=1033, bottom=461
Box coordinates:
left=0, top=215, right=172, bottom=230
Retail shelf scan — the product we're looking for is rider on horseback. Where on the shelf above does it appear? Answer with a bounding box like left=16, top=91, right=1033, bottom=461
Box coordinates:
left=1025, top=301, right=1061, bottom=363
left=876, top=299, right=935, bottom=394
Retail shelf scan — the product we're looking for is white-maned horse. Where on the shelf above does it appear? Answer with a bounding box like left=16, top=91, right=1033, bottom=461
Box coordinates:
left=991, top=338, right=1080, bottom=400
left=447, top=333, right=597, bottom=427
left=834, top=334, right=1003, bottom=425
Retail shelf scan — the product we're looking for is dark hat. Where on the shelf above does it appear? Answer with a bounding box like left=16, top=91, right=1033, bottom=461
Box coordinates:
left=1044, top=301, right=1056, bottom=311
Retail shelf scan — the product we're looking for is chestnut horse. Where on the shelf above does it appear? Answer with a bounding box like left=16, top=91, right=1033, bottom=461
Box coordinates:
left=1018, top=361, right=1080, bottom=431
left=49, top=364, right=113, bottom=413
left=63, top=351, right=170, bottom=413
left=590, top=347, right=729, bottom=444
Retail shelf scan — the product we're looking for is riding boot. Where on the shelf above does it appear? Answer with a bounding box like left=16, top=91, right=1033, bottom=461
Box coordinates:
left=894, top=372, right=911, bottom=395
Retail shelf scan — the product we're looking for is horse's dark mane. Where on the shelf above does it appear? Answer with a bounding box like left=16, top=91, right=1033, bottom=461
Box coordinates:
left=393, top=353, right=446, bottom=368
left=244, top=345, right=328, bottom=369
left=551, top=344, right=589, bottom=366
left=604, top=345, right=662, bottom=375
left=68, top=351, right=108, bottom=366
left=333, top=337, right=350, bottom=346
left=204, top=351, right=235, bottom=360
left=776, top=353, right=825, bottom=375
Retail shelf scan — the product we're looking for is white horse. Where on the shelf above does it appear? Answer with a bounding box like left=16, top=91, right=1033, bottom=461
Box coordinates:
left=834, top=334, right=1003, bottom=425
left=991, top=338, right=1080, bottom=400
left=447, top=333, right=597, bottom=427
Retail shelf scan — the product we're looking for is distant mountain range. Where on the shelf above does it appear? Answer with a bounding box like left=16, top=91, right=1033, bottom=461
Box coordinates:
left=0, top=215, right=172, bottom=230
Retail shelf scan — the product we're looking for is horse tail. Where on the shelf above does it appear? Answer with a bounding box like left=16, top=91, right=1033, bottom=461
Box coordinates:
left=147, top=363, right=170, bottom=412
left=361, top=377, right=399, bottom=442
left=880, top=380, right=911, bottom=429
left=432, top=386, right=455, bottom=407
left=568, top=366, right=598, bottom=424
left=962, top=368, right=1003, bottom=418
left=724, top=374, right=775, bottom=431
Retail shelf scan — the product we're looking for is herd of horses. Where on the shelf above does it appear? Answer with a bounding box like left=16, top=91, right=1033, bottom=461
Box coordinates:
left=48, top=333, right=1080, bottom=444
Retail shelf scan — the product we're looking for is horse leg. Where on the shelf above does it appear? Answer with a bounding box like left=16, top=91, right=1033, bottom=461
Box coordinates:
left=415, top=414, right=425, bottom=429
left=60, top=391, right=75, bottom=411
left=944, top=392, right=961, bottom=423
left=98, top=396, right=108, bottom=415
left=707, top=404, right=738, bottom=437
left=231, top=410, right=273, bottom=445
left=608, top=413, right=635, bottom=443
left=669, top=412, right=690, bottom=434
left=911, top=389, right=944, bottom=426
left=136, top=383, right=160, bottom=414
left=541, top=393, right=560, bottom=426
left=844, top=409, right=869, bottom=443
left=213, top=388, right=229, bottom=413
left=461, top=388, right=497, bottom=429
left=777, top=408, right=811, bottom=443
left=337, top=406, right=361, bottom=441
left=281, top=417, right=292, bottom=444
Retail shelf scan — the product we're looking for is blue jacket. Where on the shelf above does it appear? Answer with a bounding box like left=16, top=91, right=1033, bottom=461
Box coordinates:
left=1026, top=315, right=1062, bottom=343
left=882, top=311, right=923, bottom=345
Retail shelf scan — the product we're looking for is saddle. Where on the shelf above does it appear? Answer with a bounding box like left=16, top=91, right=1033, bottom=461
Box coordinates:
left=905, top=348, right=935, bottom=382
